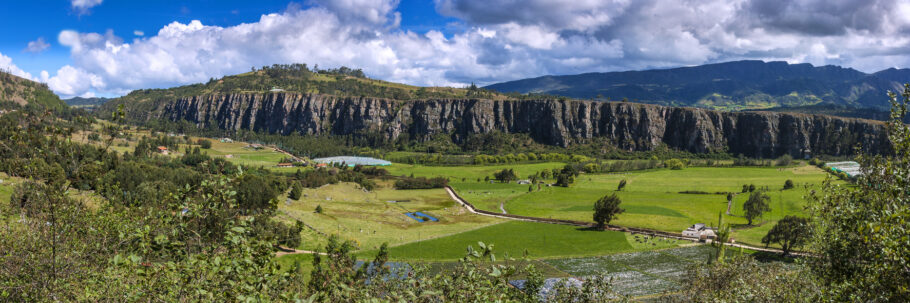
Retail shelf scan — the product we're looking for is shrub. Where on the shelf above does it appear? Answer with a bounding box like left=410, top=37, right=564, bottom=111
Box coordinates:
left=664, top=158, right=685, bottom=170
left=198, top=139, right=212, bottom=149
left=783, top=179, right=794, bottom=190
left=315, top=205, right=323, bottom=214
left=775, top=154, right=793, bottom=166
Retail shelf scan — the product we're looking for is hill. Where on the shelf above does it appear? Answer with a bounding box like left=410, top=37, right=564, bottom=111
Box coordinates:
left=104, top=64, right=508, bottom=117
left=485, top=60, right=910, bottom=110
left=64, top=97, right=110, bottom=110
left=0, top=71, right=66, bottom=110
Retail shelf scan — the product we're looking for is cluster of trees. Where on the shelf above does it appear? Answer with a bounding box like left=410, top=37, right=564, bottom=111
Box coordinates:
left=733, top=154, right=795, bottom=167
left=394, top=176, right=448, bottom=190
left=493, top=169, right=518, bottom=183
left=581, top=159, right=662, bottom=173
left=292, top=167, right=376, bottom=191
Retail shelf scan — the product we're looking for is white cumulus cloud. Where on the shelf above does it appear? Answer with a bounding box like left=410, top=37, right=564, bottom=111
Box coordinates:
left=42, top=0, right=910, bottom=98
left=0, top=52, right=36, bottom=80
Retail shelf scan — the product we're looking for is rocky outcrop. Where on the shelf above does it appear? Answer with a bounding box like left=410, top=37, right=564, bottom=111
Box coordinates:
left=154, top=93, right=889, bottom=157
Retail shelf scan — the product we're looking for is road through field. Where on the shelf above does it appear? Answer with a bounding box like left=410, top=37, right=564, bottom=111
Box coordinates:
left=443, top=186, right=805, bottom=256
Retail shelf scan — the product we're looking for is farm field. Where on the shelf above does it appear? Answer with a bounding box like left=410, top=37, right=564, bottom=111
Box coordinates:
left=541, top=245, right=723, bottom=297
left=278, top=181, right=504, bottom=252
left=379, top=221, right=687, bottom=261
left=426, top=164, right=832, bottom=247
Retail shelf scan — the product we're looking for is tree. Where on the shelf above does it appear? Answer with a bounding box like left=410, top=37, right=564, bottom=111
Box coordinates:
left=762, top=216, right=810, bottom=256
left=555, top=173, right=574, bottom=187
left=315, top=205, right=324, bottom=214
left=806, top=84, right=910, bottom=301
left=743, top=191, right=771, bottom=225
left=593, top=194, right=625, bottom=229
left=198, top=139, right=212, bottom=149
left=493, top=169, right=517, bottom=183
left=289, top=182, right=302, bottom=200
left=783, top=179, right=794, bottom=190
left=617, top=179, right=627, bottom=191
left=748, top=184, right=756, bottom=192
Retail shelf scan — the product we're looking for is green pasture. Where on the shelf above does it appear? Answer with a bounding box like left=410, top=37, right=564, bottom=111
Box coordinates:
left=278, top=182, right=503, bottom=252
left=379, top=221, right=686, bottom=261
left=445, top=164, right=831, bottom=247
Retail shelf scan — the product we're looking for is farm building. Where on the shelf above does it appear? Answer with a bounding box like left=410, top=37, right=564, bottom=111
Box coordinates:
left=312, top=156, right=391, bottom=167
left=220, top=138, right=233, bottom=143
left=682, top=223, right=716, bottom=241
left=824, top=161, right=863, bottom=178
left=517, top=180, right=532, bottom=184
left=156, top=146, right=169, bottom=155
left=276, top=162, right=294, bottom=168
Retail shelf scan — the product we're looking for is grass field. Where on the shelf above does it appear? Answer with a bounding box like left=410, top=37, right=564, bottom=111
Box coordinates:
left=434, top=164, right=832, bottom=247
left=278, top=181, right=504, bottom=252
left=379, top=221, right=686, bottom=261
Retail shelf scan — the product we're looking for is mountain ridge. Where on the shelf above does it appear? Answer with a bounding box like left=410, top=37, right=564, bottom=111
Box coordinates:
left=108, top=91, right=889, bottom=158
left=485, top=60, right=910, bottom=110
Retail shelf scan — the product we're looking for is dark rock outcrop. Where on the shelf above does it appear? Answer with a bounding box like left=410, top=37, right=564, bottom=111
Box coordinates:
left=154, top=93, right=888, bottom=158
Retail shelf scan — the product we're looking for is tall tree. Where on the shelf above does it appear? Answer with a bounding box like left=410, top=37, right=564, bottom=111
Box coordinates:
left=617, top=179, right=627, bottom=191
left=743, top=191, right=771, bottom=225
left=762, top=216, right=810, bottom=256
left=593, top=194, right=625, bottom=230
left=807, top=84, right=910, bottom=301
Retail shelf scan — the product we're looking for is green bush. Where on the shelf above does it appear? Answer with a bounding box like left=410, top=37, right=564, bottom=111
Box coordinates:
left=783, top=179, right=794, bottom=190
left=664, top=158, right=685, bottom=170
left=198, top=139, right=212, bottom=149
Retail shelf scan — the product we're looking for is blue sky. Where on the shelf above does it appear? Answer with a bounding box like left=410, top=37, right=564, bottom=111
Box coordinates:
left=1, top=0, right=909, bottom=98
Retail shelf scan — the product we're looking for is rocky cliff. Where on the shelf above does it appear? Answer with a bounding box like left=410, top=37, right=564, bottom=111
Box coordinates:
left=153, top=93, right=889, bottom=158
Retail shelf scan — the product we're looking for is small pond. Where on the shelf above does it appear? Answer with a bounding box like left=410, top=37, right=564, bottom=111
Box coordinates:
left=405, top=212, right=439, bottom=222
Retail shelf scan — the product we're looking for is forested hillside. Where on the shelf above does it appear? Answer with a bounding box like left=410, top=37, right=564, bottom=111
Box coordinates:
left=0, top=71, right=66, bottom=110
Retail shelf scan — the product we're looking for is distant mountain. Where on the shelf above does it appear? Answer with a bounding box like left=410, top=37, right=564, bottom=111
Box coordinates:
left=65, top=97, right=110, bottom=110
left=485, top=60, right=910, bottom=110
left=0, top=71, right=66, bottom=110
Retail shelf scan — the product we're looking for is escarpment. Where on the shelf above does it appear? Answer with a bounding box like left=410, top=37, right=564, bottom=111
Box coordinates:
left=149, top=93, right=888, bottom=158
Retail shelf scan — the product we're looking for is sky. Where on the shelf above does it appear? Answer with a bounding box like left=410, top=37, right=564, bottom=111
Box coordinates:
left=1, top=0, right=910, bottom=98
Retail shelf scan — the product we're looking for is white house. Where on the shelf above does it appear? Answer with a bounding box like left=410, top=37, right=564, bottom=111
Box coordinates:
left=517, top=180, right=532, bottom=185
left=682, top=223, right=716, bottom=241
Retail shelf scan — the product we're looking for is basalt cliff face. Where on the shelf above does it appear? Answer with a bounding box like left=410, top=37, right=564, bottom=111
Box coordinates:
left=153, top=93, right=888, bottom=157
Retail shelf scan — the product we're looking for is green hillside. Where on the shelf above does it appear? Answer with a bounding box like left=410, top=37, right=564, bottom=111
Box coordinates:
left=101, top=63, right=508, bottom=116
left=0, top=71, right=66, bottom=110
